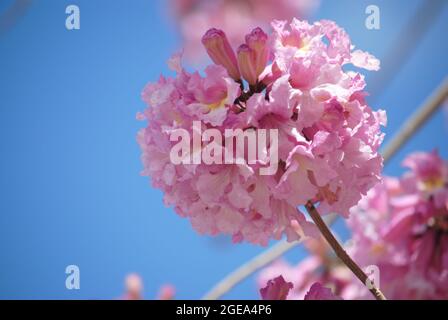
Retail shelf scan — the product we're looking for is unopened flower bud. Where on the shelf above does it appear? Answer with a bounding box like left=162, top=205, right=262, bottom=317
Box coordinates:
left=202, top=28, right=241, bottom=80
left=245, top=27, right=269, bottom=76
left=237, top=44, right=257, bottom=85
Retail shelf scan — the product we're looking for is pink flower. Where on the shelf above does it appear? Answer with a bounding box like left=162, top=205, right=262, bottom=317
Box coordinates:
left=258, top=259, right=317, bottom=300
left=304, top=282, right=342, bottom=300
left=157, top=284, right=176, bottom=300
left=257, top=238, right=355, bottom=299
left=401, top=150, right=448, bottom=208
left=118, top=274, right=177, bottom=300
left=347, top=151, right=448, bottom=299
left=184, top=64, right=240, bottom=126
left=121, top=273, right=143, bottom=300
left=245, top=27, right=270, bottom=77
left=138, top=20, right=384, bottom=245
left=202, top=28, right=241, bottom=80
left=260, top=275, right=294, bottom=300
left=351, top=50, right=381, bottom=71
left=170, top=0, right=320, bottom=64
left=237, top=44, right=258, bottom=85
left=258, top=150, right=447, bottom=300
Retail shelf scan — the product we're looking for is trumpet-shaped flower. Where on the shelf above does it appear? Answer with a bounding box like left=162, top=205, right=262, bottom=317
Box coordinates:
left=170, top=0, right=320, bottom=63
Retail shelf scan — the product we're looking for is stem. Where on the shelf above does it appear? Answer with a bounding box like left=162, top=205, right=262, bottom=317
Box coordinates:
left=202, top=240, right=298, bottom=300
left=381, top=77, right=448, bottom=162
left=305, top=201, right=386, bottom=300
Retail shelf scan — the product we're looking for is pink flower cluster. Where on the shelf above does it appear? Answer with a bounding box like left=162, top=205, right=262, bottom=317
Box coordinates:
left=137, top=19, right=385, bottom=245
left=170, top=0, right=320, bottom=64
left=259, top=275, right=340, bottom=300
left=347, top=150, right=448, bottom=299
left=257, top=238, right=354, bottom=299
left=258, top=151, right=448, bottom=299
left=119, top=274, right=176, bottom=300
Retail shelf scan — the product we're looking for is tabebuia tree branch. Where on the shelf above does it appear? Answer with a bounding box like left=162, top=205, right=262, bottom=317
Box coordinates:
left=305, top=201, right=386, bottom=300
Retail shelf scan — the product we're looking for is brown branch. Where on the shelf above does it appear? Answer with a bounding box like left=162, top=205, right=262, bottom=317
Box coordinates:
left=305, top=201, right=386, bottom=300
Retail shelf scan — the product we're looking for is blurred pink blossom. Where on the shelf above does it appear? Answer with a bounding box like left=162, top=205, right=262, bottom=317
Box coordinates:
left=347, top=150, right=448, bottom=299
left=257, top=238, right=355, bottom=299
left=259, top=270, right=342, bottom=300
left=304, top=282, right=341, bottom=300
left=170, top=0, right=320, bottom=64
left=157, top=284, right=176, bottom=300
left=258, top=152, right=448, bottom=299
left=138, top=19, right=384, bottom=245
left=260, top=275, right=293, bottom=300
left=121, top=273, right=144, bottom=300
left=119, top=274, right=176, bottom=300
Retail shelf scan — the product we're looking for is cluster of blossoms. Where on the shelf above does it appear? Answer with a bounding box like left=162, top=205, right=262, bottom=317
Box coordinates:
left=347, top=150, right=448, bottom=299
left=260, top=275, right=340, bottom=300
left=119, top=274, right=175, bottom=300
left=257, top=238, right=354, bottom=299
left=258, top=151, right=448, bottom=299
left=138, top=19, right=385, bottom=245
left=170, top=0, right=319, bottom=63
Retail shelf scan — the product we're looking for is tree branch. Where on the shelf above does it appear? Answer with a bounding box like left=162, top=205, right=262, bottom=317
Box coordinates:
left=305, top=201, right=386, bottom=300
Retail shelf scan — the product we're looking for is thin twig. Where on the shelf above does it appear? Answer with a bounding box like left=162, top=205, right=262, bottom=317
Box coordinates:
left=305, top=202, right=386, bottom=300
left=381, top=77, right=448, bottom=162
left=202, top=240, right=298, bottom=300
left=201, top=213, right=337, bottom=300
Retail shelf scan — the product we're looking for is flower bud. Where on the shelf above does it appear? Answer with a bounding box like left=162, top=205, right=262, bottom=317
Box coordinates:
left=237, top=44, right=257, bottom=85
left=201, top=28, right=241, bottom=80
left=245, top=27, right=269, bottom=76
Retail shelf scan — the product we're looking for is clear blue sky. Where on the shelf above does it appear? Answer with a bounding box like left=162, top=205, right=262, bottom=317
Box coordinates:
left=0, top=0, right=447, bottom=299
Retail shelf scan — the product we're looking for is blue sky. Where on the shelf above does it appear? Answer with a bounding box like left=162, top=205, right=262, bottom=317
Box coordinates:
left=0, top=0, right=447, bottom=299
